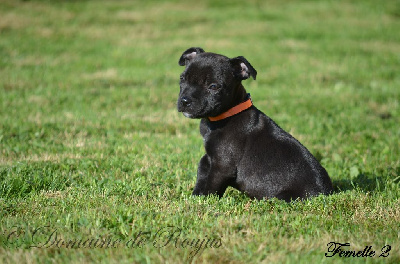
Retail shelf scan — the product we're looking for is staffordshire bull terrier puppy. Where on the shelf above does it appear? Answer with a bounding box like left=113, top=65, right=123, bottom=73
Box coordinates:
left=177, top=47, right=333, bottom=201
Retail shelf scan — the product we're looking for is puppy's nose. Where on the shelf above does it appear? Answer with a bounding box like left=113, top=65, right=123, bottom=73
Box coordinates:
left=181, top=97, right=192, bottom=107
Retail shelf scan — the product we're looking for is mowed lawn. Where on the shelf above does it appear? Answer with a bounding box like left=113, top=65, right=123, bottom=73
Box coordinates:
left=0, top=0, right=399, bottom=263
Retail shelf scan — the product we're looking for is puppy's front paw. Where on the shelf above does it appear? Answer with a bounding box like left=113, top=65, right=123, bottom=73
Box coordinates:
left=192, top=189, right=204, bottom=196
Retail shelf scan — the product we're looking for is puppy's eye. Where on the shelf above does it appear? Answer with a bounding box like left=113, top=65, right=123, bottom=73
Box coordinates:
left=208, top=84, right=219, bottom=90
left=180, top=75, right=185, bottom=81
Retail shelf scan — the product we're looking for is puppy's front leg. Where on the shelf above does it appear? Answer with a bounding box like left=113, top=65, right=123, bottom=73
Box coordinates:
left=192, top=154, right=230, bottom=198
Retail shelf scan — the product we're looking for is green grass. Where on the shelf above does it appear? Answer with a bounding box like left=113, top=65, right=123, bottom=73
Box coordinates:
left=1, top=0, right=399, bottom=263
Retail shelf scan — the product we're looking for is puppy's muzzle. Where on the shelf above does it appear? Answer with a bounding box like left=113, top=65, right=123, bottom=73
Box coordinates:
left=177, top=96, right=194, bottom=118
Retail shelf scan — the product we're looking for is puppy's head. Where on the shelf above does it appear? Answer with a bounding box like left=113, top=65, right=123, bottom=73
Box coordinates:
left=177, top=47, right=257, bottom=119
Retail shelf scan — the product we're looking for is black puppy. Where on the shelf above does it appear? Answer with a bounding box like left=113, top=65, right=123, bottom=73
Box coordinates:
left=177, top=47, right=333, bottom=201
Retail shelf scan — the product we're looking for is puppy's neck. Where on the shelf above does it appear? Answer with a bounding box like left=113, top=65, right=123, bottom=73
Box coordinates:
left=232, top=84, right=248, bottom=107
left=208, top=85, right=251, bottom=122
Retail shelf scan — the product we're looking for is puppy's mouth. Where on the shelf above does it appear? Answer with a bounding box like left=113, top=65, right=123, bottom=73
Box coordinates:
left=177, top=99, right=210, bottom=119
left=180, top=108, right=207, bottom=119
left=182, top=112, right=195, bottom=118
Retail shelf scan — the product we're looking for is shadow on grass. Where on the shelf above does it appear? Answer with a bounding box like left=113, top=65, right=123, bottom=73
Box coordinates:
left=332, top=171, right=399, bottom=193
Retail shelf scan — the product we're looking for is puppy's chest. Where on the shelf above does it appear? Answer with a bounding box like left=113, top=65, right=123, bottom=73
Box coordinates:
left=203, top=129, right=245, bottom=163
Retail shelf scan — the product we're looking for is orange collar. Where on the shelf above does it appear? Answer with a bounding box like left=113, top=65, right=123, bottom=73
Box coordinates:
left=208, top=96, right=253, bottom=121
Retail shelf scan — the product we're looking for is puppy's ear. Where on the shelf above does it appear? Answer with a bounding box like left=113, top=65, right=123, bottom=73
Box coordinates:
left=230, top=56, right=257, bottom=80
left=178, top=47, right=205, bottom=66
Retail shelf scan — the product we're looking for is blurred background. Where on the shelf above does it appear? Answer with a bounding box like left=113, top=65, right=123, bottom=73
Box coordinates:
left=1, top=0, right=399, bottom=176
